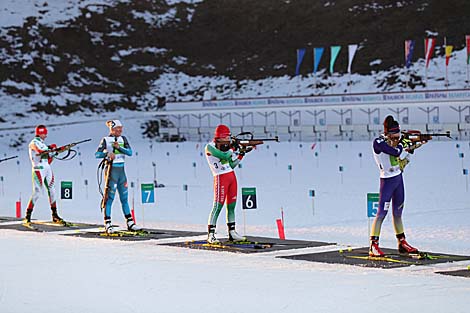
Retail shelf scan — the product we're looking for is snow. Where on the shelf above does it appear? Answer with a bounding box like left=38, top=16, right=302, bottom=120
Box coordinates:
left=0, top=1, right=469, bottom=310
left=131, top=8, right=179, bottom=27
left=0, top=116, right=470, bottom=312
left=1, top=1, right=469, bottom=116
left=129, top=65, right=158, bottom=73
left=0, top=0, right=126, bottom=28
left=0, top=0, right=198, bottom=28
left=147, top=47, right=470, bottom=102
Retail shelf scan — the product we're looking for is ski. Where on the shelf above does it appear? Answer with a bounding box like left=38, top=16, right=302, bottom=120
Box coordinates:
left=22, top=222, right=40, bottom=231
left=200, top=242, right=245, bottom=251
left=190, top=240, right=272, bottom=250
left=345, top=255, right=415, bottom=265
left=33, top=220, right=77, bottom=227
left=398, top=252, right=430, bottom=260
left=116, top=229, right=149, bottom=236
left=99, top=229, right=149, bottom=237
left=398, top=251, right=466, bottom=261
left=227, top=239, right=273, bottom=249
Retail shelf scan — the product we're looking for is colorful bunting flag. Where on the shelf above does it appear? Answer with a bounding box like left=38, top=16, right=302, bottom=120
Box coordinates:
left=424, top=38, right=436, bottom=68
left=295, top=48, right=306, bottom=76
left=313, top=47, right=324, bottom=74
left=404, top=40, right=415, bottom=68
left=330, top=46, right=341, bottom=73
left=445, top=45, right=453, bottom=66
left=347, top=44, right=358, bottom=74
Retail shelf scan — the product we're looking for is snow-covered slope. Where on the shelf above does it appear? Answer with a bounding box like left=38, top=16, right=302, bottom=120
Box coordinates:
left=1, top=0, right=470, bottom=125
left=0, top=116, right=469, bottom=313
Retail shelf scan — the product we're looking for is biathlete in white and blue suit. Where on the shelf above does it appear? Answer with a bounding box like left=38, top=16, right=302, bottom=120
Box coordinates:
left=95, top=120, right=140, bottom=234
left=369, top=115, right=420, bottom=257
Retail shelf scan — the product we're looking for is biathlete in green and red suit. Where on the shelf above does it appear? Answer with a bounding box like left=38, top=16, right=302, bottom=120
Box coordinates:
left=205, top=125, right=252, bottom=243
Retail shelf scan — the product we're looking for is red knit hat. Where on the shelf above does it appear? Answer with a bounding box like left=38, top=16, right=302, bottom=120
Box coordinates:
left=35, top=125, right=48, bottom=136
left=214, top=124, right=231, bottom=139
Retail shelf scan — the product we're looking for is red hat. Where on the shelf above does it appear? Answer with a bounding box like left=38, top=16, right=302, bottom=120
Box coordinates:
left=214, top=124, right=231, bottom=139
left=35, top=125, right=48, bottom=136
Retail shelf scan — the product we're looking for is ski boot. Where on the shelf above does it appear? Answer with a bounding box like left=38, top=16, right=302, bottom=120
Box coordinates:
left=105, top=219, right=114, bottom=234
left=207, top=225, right=220, bottom=244
left=23, top=209, right=32, bottom=224
left=51, top=208, right=65, bottom=225
left=397, top=233, right=418, bottom=254
left=227, top=222, right=246, bottom=242
left=369, top=236, right=385, bottom=257
left=126, top=216, right=141, bottom=231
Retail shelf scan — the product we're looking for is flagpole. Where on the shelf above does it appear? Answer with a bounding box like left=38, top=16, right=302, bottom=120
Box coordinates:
left=314, top=72, right=317, bottom=94
left=407, top=70, right=410, bottom=90
left=467, top=38, right=470, bottom=87
left=466, top=59, right=469, bottom=87
left=424, top=39, right=428, bottom=89
left=445, top=37, right=448, bottom=88
left=348, top=72, right=351, bottom=93
left=466, top=63, right=469, bottom=87
left=467, top=36, right=470, bottom=87
left=425, top=66, right=428, bottom=89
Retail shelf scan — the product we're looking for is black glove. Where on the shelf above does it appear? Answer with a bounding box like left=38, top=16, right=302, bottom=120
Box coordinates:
left=239, top=146, right=253, bottom=156
left=230, top=138, right=240, bottom=151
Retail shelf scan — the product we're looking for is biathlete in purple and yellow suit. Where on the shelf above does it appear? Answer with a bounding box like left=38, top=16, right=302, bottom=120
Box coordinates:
left=205, top=125, right=251, bottom=243
left=369, top=116, right=420, bottom=257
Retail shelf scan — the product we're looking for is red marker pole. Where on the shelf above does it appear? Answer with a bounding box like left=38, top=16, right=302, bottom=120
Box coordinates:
left=276, top=219, right=285, bottom=240
left=15, top=200, right=21, bottom=218
left=131, top=208, right=136, bottom=224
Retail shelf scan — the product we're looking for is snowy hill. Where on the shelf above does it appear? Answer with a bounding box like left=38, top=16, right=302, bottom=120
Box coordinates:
left=1, top=0, right=470, bottom=125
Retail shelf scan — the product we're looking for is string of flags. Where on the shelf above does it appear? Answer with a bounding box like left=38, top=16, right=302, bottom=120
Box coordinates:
left=296, top=44, right=359, bottom=76
left=296, top=35, right=470, bottom=79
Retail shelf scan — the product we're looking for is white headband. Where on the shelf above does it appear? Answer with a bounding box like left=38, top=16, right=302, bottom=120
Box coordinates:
left=106, top=120, right=122, bottom=129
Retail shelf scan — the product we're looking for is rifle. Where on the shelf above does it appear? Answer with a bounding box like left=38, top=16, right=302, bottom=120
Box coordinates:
left=99, top=158, right=113, bottom=212
left=401, top=130, right=452, bottom=142
left=99, top=137, right=119, bottom=212
left=38, top=138, right=91, bottom=161
left=230, top=132, right=279, bottom=150
left=0, top=155, right=18, bottom=163
left=399, top=130, right=452, bottom=153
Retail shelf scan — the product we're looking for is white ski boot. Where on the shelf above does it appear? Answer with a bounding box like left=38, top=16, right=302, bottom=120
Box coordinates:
left=228, top=222, right=246, bottom=242
left=207, top=232, right=220, bottom=244
left=126, top=217, right=141, bottom=231
left=105, top=220, right=114, bottom=234
left=207, top=225, right=220, bottom=244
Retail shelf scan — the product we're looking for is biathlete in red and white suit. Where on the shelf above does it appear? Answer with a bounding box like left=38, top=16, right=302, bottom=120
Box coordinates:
left=24, top=125, right=66, bottom=224
left=205, top=125, right=251, bottom=243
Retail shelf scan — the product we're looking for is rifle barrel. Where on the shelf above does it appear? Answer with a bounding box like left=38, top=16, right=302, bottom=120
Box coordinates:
left=0, top=156, right=18, bottom=163
left=245, top=137, right=279, bottom=142
left=72, top=138, right=92, bottom=145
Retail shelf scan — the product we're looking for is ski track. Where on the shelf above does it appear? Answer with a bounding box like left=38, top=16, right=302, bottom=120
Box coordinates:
left=0, top=118, right=470, bottom=312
